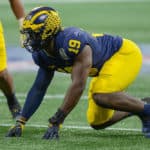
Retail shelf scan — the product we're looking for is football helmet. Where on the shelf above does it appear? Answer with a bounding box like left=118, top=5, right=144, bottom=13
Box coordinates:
left=21, top=6, right=61, bottom=53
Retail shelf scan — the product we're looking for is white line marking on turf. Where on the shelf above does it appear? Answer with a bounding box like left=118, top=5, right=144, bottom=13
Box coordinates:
left=0, top=123, right=140, bottom=132
left=0, top=93, right=87, bottom=101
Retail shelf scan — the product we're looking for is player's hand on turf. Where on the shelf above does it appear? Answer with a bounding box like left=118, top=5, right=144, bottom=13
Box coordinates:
left=42, top=124, right=59, bottom=140
left=42, top=109, right=66, bottom=140
left=6, top=121, right=24, bottom=137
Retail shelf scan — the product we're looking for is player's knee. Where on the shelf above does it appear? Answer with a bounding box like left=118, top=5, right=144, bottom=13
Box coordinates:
left=90, top=123, right=106, bottom=130
left=87, top=113, right=103, bottom=130
left=87, top=115, right=107, bottom=130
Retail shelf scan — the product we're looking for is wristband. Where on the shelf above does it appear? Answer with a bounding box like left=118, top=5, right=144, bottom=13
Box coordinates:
left=49, top=109, right=67, bottom=125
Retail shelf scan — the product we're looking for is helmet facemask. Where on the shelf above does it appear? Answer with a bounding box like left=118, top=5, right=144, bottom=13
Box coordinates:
left=21, top=29, right=42, bottom=53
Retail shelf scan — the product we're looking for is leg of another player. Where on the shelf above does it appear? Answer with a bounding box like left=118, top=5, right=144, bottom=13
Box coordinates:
left=0, top=69, right=21, bottom=118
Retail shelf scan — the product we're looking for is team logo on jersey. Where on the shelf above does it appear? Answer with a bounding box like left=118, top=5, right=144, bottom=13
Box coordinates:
left=59, top=48, right=69, bottom=60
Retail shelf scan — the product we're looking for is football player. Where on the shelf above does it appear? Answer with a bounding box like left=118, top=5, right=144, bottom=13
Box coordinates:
left=6, top=6, right=150, bottom=138
left=0, top=0, right=25, bottom=118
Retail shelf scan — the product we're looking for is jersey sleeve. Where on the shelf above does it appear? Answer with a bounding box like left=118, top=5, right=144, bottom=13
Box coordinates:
left=32, top=52, right=45, bottom=68
left=62, top=30, right=88, bottom=59
left=32, top=51, right=49, bottom=71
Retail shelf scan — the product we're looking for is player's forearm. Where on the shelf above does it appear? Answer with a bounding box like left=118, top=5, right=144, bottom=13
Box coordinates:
left=9, top=0, right=25, bottom=19
left=48, top=81, right=85, bottom=126
left=60, top=80, right=86, bottom=115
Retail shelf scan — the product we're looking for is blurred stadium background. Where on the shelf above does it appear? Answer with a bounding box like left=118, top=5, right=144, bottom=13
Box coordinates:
left=1, top=0, right=150, bottom=72
left=0, top=0, right=150, bottom=149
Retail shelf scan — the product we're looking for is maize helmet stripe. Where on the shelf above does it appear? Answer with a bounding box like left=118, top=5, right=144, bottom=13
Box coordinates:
left=23, top=11, right=49, bottom=31
left=23, top=7, right=61, bottom=34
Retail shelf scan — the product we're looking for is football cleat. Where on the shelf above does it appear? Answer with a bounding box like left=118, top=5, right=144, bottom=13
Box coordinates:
left=139, top=97, right=150, bottom=137
left=142, top=97, right=150, bottom=104
left=140, top=116, right=150, bottom=134
left=140, top=116, right=150, bottom=138
left=6, top=122, right=24, bottom=137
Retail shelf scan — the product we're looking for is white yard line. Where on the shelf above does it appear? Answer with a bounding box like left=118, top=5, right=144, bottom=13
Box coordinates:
left=0, top=93, right=88, bottom=101
left=0, top=123, right=140, bottom=132
left=0, top=92, right=141, bottom=132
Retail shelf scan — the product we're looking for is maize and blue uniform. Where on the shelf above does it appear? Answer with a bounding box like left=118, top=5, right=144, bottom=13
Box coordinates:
left=25, top=27, right=142, bottom=125
left=0, top=22, right=7, bottom=71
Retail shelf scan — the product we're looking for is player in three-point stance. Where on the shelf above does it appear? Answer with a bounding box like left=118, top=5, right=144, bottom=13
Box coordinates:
left=6, top=6, right=150, bottom=139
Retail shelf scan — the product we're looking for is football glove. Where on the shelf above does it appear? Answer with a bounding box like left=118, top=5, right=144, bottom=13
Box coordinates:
left=6, top=120, right=25, bottom=137
left=42, top=124, right=59, bottom=140
left=42, top=108, right=66, bottom=140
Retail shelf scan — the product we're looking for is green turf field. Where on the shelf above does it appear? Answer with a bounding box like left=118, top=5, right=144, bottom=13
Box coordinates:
left=0, top=73, right=150, bottom=150
left=0, top=0, right=150, bottom=45
left=0, top=0, right=150, bottom=149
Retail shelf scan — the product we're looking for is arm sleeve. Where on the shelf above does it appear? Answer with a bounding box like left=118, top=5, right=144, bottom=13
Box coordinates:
left=21, top=67, right=54, bottom=120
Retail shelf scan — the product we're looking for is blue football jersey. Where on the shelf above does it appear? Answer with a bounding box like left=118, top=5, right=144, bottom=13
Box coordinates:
left=32, top=27, right=122, bottom=77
